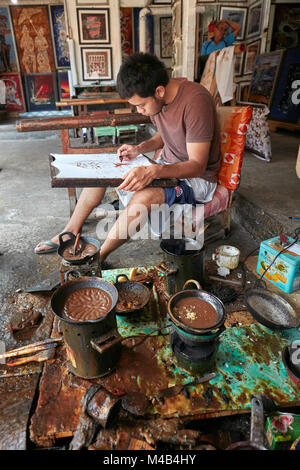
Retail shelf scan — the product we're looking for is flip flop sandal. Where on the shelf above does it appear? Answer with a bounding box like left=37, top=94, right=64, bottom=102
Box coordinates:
left=34, top=240, right=59, bottom=255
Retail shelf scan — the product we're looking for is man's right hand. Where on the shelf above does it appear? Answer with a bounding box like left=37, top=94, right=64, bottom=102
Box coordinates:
left=117, top=144, right=140, bottom=161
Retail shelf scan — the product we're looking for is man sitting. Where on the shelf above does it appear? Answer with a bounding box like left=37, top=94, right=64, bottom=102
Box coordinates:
left=35, top=53, right=221, bottom=263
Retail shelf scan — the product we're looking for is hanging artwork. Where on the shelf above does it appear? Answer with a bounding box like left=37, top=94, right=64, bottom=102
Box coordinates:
left=0, top=72, right=25, bottom=111
left=58, top=70, right=70, bottom=100
left=24, top=73, right=57, bottom=111
left=246, top=1, right=262, bottom=39
left=160, top=17, right=172, bottom=58
left=243, top=40, right=260, bottom=75
left=0, top=7, right=18, bottom=73
left=270, top=4, right=300, bottom=51
left=269, top=46, right=300, bottom=124
left=120, top=7, right=134, bottom=58
left=219, top=6, right=247, bottom=41
left=234, top=52, right=244, bottom=76
left=10, top=5, right=55, bottom=75
left=81, top=47, right=112, bottom=81
left=238, top=81, right=251, bottom=102
left=50, top=5, right=70, bottom=69
left=77, top=8, right=110, bottom=44
left=248, top=51, right=284, bottom=106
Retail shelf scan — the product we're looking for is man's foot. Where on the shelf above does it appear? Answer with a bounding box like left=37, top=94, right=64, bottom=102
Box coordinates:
left=34, top=240, right=59, bottom=254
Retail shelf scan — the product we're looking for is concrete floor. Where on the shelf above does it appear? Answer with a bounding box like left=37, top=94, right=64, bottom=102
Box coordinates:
left=0, top=118, right=299, bottom=449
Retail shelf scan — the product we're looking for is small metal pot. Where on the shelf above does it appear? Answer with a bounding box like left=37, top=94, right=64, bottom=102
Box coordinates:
left=168, top=280, right=226, bottom=342
left=57, top=231, right=101, bottom=265
left=51, top=274, right=121, bottom=379
left=160, top=238, right=205, bottom=296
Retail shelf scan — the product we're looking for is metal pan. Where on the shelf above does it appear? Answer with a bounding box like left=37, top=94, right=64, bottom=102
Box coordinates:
left=57, top=231, right=101, bottom=265
left=114, top=274, right=150, bottom=316
left=245, top=287, right=300, bottom=331
left=282, top=346, right=300, bottom=388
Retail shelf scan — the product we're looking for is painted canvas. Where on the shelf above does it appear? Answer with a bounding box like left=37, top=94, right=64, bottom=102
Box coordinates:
left=160, top=17, right=172, bottom=58
left=50, top=5, right=70, bottom=69
left=10, top=5, right=55, bottom=74
left=244, top=40, right=260, bottom=75
left=0, top=7, right=18, bottom=73
left=248, top=51, right=284, bottom=106
left=220, top=6, right=247, bottom=41
left=25, top=73, right=57, bottom=111
left=81, top=47, right=112, bottom=81
left=269, top=46, right=300, bottom=123
left=270, top=4, right=300, bottom=51
left=120, top=7, right=134, bottom=58
left=58, top=70, right=70, bottom=100
left=77, top=9, right=110, bottom=44
left=239, top=81, right=251, bottom=102
left=246, top=1, right=262, bottom=39
left=0, top=72, right=25, bottom=111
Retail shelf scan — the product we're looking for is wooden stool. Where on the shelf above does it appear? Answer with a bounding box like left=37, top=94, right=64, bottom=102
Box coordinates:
left=116, top=125, right=138, bottom=144
left=93, top=126, right=116, bottom=145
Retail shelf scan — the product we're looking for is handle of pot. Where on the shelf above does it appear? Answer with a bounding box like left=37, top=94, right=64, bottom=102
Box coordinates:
left=115, top=274, right=129, bottom=284
left=183, top=279, right=202, bottom=290
left=58, top=231, right=76, bottom=247
left=91, top=332, right=148, bottom=355
left=63, top=269, right=81, bottom=283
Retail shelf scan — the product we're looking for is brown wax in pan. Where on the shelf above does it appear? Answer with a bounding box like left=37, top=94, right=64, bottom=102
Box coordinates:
left=63, top=287, right=112, bottom=322
left=173, top=297, right=218, bottom=329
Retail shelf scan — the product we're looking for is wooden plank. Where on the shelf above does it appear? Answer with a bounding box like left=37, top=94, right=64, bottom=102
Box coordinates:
left=268, top=120, right=300, bottom=133
left=49, top=155, right=178, bottom=188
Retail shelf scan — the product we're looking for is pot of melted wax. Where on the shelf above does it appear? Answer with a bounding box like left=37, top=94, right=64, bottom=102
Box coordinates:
left=168, top=280, right=226, bottom=374
left=160, top=238, right=205, bottom=297
left=168, top=280, right=226, bottom=343
left=51, top=274, right=121, bottom=379
left=57, top=232, right=101, bottom=265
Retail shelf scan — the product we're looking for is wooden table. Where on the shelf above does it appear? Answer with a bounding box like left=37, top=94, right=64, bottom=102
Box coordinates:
left=17, top=113, right=175, bottom=214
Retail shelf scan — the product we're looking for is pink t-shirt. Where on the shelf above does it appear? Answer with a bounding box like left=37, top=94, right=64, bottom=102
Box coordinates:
left=151, top=79, right=220, bottom=183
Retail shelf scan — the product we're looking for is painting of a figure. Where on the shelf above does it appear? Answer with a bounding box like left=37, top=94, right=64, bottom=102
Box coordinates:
left=0, top=7, right=18, bottom=73
left=50, top=5, right=70, bottom=69
left=0, top=72, right=25, bottom=111
left=10, top=5, right=55, bottom=74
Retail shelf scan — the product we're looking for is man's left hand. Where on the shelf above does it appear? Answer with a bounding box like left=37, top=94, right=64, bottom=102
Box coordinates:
left=117, top=165, right=157, bottom=192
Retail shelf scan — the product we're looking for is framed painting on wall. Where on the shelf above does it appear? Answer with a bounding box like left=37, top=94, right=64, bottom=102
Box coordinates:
left=77, top=8, right=110, bottom=44
left=238, top=81, right=251, bottom=102
left=76, top=0, right=108, bottom=4
left=120, top=7, right=134, bottom=58
left=81, top=47, right=112, bottom=81
left=24, top=73, right=57, bottom=111
left=160, top=17, right=172, bottom=58
left=57, top=70, right=70, bottom=100
left=248, top=50, right=284, bottom=106
left=50, top=5, right=70, bottom=69
left=219, top=6, right=247, bottom=41
left=246, top=1, right=263, bottom=39
left=270, top=4, right=300, bottom=51
left=0, top=72, right=25, bottom=111
left=0, top=7, right=19, bottom=73
left=269, top=46, right=300, bottom=123
left=234, top=52, right=244, bottom=76
left=243, top=40, right=260, bottom=75
left=10, top=5, right=55, bottom=75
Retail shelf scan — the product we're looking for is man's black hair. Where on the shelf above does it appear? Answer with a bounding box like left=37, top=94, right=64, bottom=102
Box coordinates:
left=116, top=52, right=169, bottom=99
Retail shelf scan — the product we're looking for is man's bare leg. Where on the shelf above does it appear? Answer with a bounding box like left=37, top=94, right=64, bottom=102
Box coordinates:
left=35, top=187, right=106, bottom=253
left=100, top=187, right=164, bottom=262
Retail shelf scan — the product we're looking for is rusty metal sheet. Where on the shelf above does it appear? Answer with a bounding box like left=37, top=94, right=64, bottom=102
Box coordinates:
left=29, top=266, right=300, bottom=447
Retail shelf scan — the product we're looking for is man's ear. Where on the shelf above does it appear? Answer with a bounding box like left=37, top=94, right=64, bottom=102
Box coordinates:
left=155, top=86, right=166, bottom=99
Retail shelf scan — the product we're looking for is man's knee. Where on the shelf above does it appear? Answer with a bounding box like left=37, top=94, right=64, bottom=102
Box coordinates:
left=130, top=188, right=164, bottom=207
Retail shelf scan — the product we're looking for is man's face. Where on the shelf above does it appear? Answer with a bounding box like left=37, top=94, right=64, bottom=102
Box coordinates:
left=128, top=92, right=164, bottom=117
left=214, top=22, right=228, bottom=41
